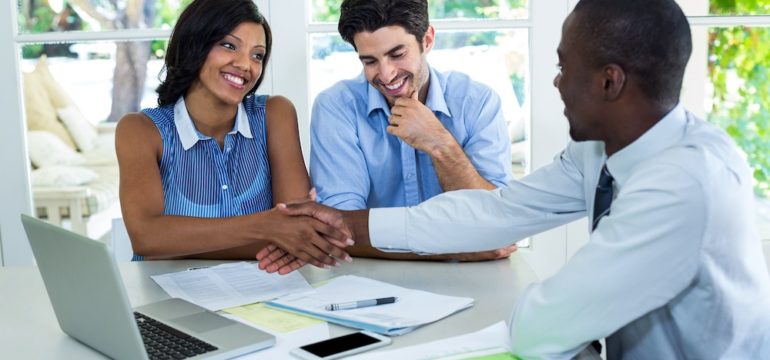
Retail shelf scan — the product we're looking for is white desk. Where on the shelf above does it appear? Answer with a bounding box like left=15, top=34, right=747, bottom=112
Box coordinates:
left=0, top=255, right=538, bottom=358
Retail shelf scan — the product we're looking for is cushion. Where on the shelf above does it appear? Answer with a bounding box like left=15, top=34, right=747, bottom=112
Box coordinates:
left=58, top=105, right=98, bottom=152
left=83, top=165, right=120, bottom=216
left=27, top=131, right=86, bottom=168
left=30, top=165, right=98, bottom=187
left=33, top=55, right=74, bottom=109
left=82, top=134, right=118, bottom=166
left=23, top=71, right=77, bottom=149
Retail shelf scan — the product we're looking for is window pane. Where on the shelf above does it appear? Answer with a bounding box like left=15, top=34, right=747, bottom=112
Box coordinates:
left=429, top=0, right=528, bottom=20
left=18, top=0, right=192, bottom=34
left=677, top=0, right=770, bottom=16
left=20, top=41, right=165, bottom=238
left=683, top=25, right=770, bottom=238
left=311, top=0, right=529, bottom=23
left=432, top=30, right=530, bottom=177
left=21, top=41, right=165, bottom=123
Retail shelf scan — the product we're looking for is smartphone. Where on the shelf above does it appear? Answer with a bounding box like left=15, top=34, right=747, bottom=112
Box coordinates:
left=290, top=331, right=392, bottom=359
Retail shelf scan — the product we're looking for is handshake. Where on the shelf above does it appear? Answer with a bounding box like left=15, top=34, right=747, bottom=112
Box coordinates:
left=255, top=200, right=359, bottom=275
left=254, top=194, right=518, bottom=275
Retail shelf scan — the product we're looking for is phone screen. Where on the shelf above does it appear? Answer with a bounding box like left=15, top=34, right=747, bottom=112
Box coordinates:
left=300, top=332, right=382, bottom=357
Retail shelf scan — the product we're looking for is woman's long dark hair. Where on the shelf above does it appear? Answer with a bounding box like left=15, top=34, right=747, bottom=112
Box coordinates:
left=156, top=0, right=272, bottom=106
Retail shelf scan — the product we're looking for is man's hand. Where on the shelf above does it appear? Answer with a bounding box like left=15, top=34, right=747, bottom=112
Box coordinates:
left=254, top=207, right=352, bottom=271
left=388, top=91, right=454, bottom=154
left=257, top=201, right=354, bottom=274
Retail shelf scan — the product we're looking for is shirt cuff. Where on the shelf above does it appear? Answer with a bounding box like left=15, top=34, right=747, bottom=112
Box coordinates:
left=369, top=207, right=410, bottom=252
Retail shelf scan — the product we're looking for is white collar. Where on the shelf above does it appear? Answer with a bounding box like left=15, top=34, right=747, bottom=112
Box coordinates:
left=606, top=104, right=688, bottom=186
left=174, top=96, right=253, bottom=150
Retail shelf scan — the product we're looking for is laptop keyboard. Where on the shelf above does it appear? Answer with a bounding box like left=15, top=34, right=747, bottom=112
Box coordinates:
left=134, top=312, right=218, bottom=360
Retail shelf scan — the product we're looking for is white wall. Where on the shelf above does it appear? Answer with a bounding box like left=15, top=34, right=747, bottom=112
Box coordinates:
left=0, top=0, right=35, bottom=266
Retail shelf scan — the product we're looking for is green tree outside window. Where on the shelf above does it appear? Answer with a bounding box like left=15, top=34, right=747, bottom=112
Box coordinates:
left=709, top=0, right=770, bottom=197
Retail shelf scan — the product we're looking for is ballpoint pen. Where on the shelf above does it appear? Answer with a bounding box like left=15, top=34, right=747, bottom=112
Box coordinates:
left=186, top=266, right=211, bottom=271
left=325, top=297, right=397, bottom=311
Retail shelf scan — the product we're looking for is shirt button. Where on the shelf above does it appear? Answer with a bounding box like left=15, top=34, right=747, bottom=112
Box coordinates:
left=221, top=185, right=228, bottom=190
left=226, top=147, right=231, bottom=152
left=406, top=173, right=414, bottom=179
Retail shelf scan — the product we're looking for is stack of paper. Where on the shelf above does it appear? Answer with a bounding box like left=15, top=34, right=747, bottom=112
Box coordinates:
left=265, top=275, right=474, bottom=335
left=348, top=321, right=512, bottom=360
left=151, top=262, right=312, bottom=310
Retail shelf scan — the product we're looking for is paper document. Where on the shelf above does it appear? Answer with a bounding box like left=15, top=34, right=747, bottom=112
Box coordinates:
left=266, top=275, right=474, bottom=335
left=348, top=321, right=512, bottom=360
left=224, top=303, right=324, bottom=333
left=151, top=262, right=312, bottom=310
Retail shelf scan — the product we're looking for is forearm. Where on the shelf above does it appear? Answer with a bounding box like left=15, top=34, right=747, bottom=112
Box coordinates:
left=181, top=243, right=268, bottom=260
left=127, top=214, right=267, bottom=259
left=346, top=246, right=494, bottom=261
left=341, top=208, right=513, bottom=261
left=341, top=210, right=448, bottom=260
left=430, top=141, right=496, bottom=191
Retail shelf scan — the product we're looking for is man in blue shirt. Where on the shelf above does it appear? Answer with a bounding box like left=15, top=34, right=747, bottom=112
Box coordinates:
left=310, top=0, right=514, bottom=211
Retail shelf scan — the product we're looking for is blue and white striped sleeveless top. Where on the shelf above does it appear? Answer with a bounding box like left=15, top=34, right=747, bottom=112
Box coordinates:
left=133, top=95, right=273, bottom=260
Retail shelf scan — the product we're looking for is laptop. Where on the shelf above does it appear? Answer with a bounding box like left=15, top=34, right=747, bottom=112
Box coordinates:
left=21, top=214, right=275, bottom=360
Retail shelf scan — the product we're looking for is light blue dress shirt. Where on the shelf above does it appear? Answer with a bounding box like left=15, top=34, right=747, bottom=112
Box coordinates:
left=310, top=66, right=513, bottom=210
left=370, top=105, right=770, bottom=358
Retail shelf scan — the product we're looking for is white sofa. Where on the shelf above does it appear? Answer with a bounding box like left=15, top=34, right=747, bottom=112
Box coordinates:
left=23, top=55, right=121, bottom=239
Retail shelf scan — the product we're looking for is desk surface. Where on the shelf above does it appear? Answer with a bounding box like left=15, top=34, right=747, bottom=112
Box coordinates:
left=0, top=255, right=538, bottom=358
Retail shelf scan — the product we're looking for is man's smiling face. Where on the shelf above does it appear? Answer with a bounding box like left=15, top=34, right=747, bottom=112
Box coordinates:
left=354, top=25, right=433, bottom=107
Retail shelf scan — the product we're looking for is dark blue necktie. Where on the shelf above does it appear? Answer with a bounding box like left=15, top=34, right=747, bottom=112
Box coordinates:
left=592, top=165, right=614, bottom=231
left=588, top=165, right=614, bottom=355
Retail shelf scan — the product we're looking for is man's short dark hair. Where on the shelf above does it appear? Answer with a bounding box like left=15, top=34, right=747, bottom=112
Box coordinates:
left=156, top=0, right=272, bottom=106
left=338, top=0, right=429, bottom=50
left=573, top=0, right=692, bottom=106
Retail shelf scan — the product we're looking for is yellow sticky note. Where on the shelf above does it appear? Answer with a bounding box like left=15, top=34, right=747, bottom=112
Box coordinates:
left=224, top=303, right=323, bottom=333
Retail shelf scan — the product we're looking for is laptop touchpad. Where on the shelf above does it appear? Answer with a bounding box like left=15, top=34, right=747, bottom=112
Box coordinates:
left=171, top=312, right=233, bottom=333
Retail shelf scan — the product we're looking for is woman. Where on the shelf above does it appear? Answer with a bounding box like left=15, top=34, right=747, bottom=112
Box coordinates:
left=116, top=0, right=350, bottom=269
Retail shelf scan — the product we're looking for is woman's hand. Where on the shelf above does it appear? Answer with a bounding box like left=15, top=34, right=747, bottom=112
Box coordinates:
left=255, top=204, right=352, bottom=273
left=257, top=201, right=353, bottom=274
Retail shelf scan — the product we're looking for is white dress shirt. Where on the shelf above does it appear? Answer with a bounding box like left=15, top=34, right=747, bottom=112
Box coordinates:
left=370, top=105, right=770, bottom=359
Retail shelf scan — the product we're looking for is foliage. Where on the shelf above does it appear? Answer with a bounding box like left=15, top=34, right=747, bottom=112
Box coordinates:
left=151, top=0, right=194, bottom=58
left=20, top=6, right=56, bottom=58
left=428, top=0, right=527, bottom=19
left=710, top=0, right=770, bottom=14
left=312, top=0, right=342, bottom=22
left=311, top=0, right=527, bottom=22
left=19, top=0, right=190, bottom=59
left=708, top=0, right=770, bottom=196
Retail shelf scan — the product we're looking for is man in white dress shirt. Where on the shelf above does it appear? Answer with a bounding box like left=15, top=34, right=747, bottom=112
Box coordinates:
left=259, top=0, right=770, bottom=357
